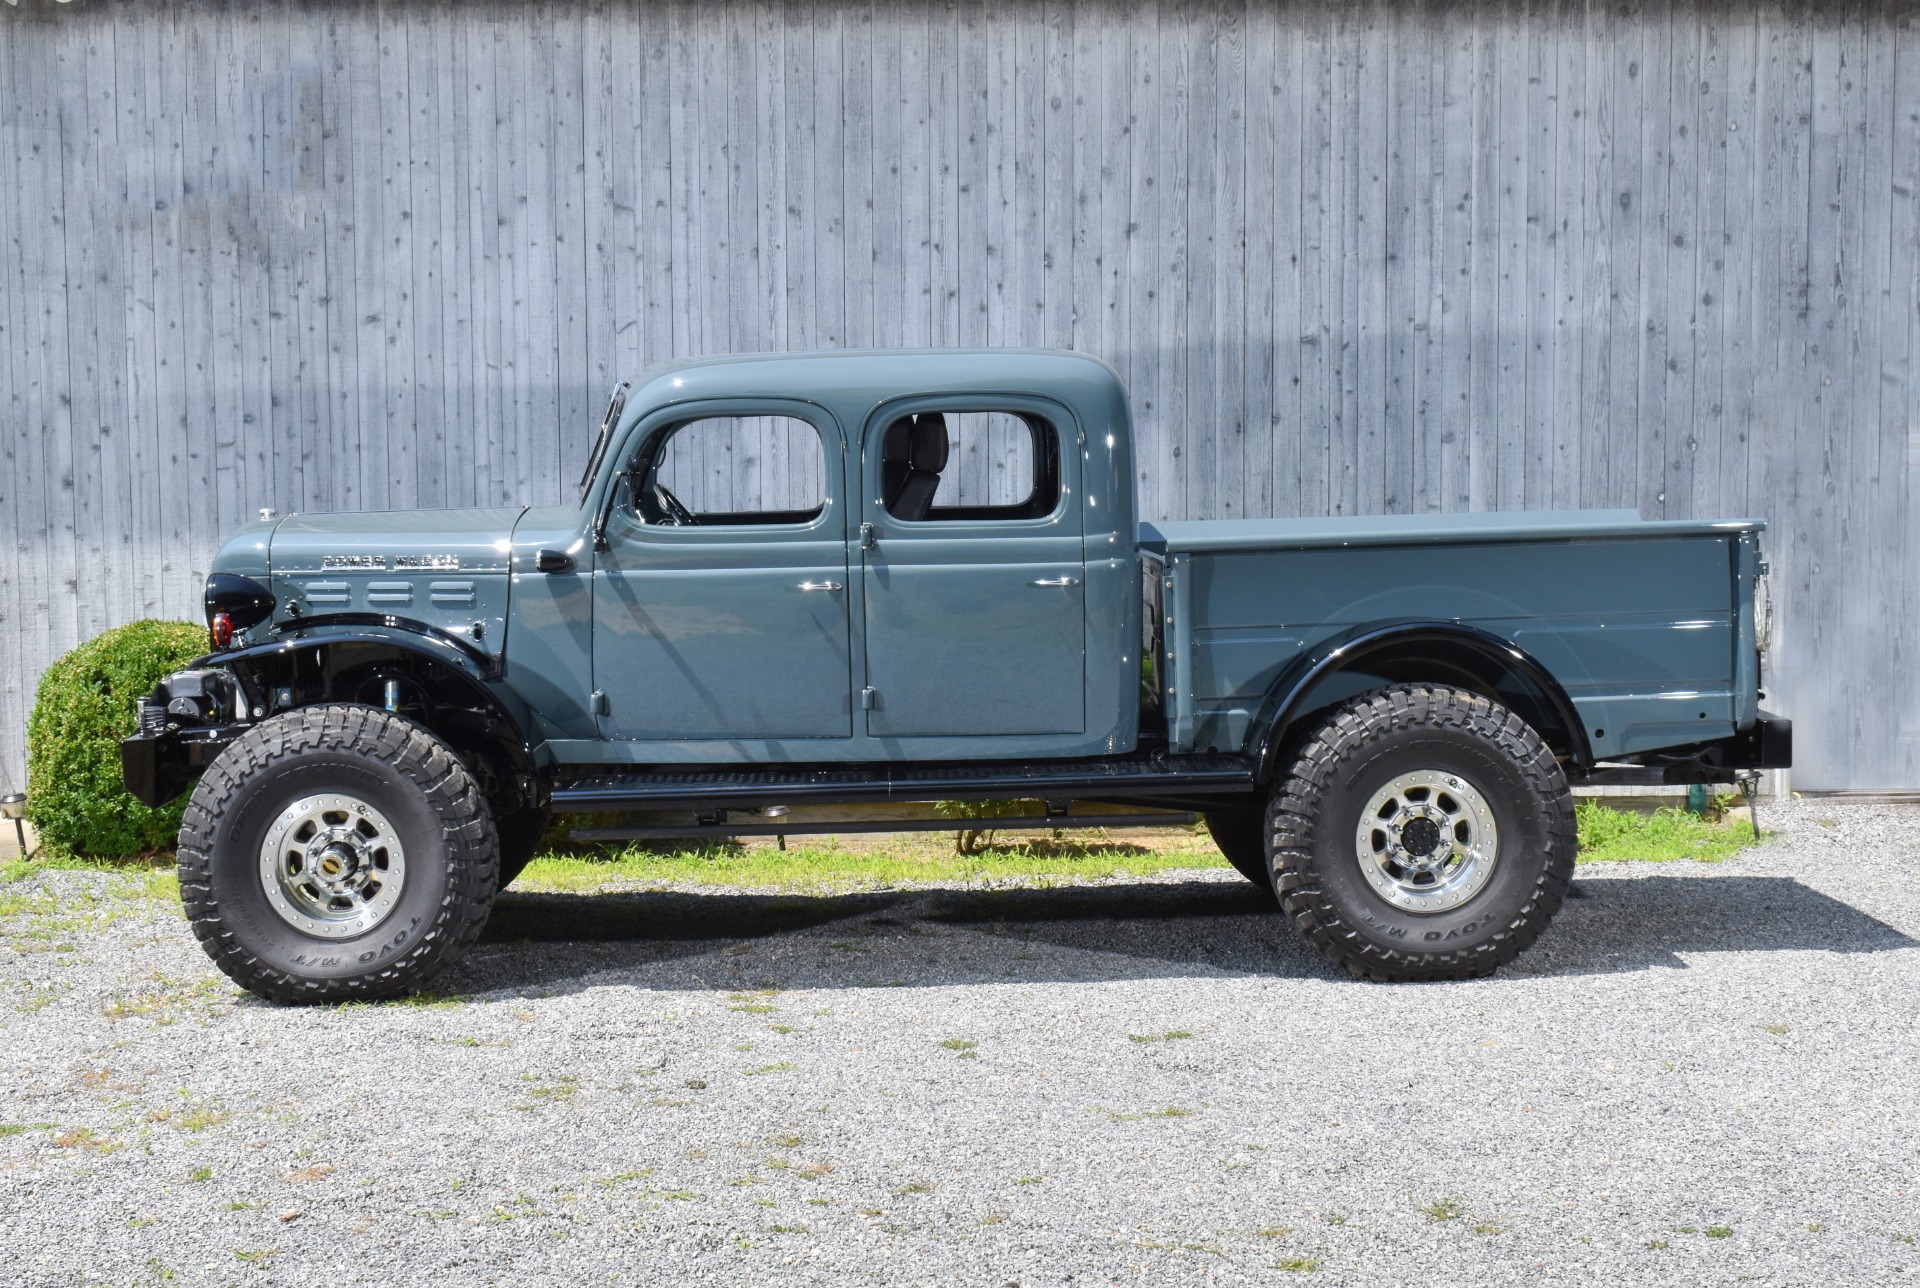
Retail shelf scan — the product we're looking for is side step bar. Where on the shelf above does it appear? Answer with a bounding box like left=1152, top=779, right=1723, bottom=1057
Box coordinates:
left=549, top=754, right=1257, bottom=814
left=571, top=812, right=1200, bottom=843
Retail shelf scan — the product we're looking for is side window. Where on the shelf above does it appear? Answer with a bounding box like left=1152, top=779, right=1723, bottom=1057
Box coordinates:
left=880, top=410, right=1060, bottom=522
left=640, top=415, right=827, bottom=526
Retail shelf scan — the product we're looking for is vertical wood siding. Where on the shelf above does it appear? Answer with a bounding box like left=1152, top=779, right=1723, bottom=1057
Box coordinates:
left=0, top=0, right=1914, bottom=790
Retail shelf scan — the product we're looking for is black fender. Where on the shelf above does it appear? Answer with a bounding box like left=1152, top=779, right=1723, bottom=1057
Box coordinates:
left=1245, top=620, right=1592, bottom=783
left=179, top=619, right=543, bottom=808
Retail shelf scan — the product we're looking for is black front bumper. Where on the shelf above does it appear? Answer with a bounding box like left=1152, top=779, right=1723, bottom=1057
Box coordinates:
left=1575, top=709, right=1792, bottom=788
left=120, top=729, right=241, bottom=809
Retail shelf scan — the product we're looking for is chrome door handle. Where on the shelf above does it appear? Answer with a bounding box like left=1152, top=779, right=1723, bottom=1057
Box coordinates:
left=1030, top=576, right=1081, bottom=587
left=798, top=580, right=843, bottom=592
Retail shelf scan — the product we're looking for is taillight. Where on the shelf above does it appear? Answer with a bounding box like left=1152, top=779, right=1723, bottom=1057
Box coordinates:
left=210, top=611, right=234, bottom=649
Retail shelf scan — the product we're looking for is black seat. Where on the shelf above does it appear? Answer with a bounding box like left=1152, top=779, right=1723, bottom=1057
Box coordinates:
left=880, top=417, right=914, bottom=511
left=887, top=413, right=948, bottom=522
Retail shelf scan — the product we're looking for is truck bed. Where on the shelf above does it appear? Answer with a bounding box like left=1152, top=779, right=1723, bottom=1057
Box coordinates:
left=1141, top=509, right=1766, bottom=763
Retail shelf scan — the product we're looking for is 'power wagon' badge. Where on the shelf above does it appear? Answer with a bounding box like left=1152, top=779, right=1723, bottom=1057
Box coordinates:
left=318, top=554, right=461, bottom=570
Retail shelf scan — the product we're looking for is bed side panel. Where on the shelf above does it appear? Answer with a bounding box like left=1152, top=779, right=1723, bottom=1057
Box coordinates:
left=1176, top=535, right=1738, bottom=759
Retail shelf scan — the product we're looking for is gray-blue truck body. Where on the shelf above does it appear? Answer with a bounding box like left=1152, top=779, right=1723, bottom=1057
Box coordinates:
left=123, top=350, right=1787, bottom=815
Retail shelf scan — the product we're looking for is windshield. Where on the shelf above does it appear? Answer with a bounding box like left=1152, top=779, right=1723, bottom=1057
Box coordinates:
left=578, top=381, right=631, bottom=501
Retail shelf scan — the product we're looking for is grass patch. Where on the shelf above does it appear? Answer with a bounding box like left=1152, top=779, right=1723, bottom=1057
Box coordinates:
left=511, top=832, right=1223, bottom=895
left=516, top=1074, right=580, bottom=1107
left=728, top=989, right=780, bottom=1014
left=1575, top=801, right=1757, bottom=865
left=1094, top=1105, right=1194, bottom=1122
left=1128, top=1030, right=1193, bottom=1044
left=103, top=976, right=228, bottom=1026
left=0, top=860, right=180, bottom=951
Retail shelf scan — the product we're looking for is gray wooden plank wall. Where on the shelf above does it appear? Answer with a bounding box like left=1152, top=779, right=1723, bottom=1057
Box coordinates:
left=0, top=0, right=1915, bottom=791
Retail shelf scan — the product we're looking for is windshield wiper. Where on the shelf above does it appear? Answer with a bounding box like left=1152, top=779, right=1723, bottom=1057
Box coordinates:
left=578, top=380, right=631, bottom=502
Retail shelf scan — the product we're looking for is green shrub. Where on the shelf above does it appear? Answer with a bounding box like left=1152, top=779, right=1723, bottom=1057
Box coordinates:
left=26, top=619, right=207, bottom=858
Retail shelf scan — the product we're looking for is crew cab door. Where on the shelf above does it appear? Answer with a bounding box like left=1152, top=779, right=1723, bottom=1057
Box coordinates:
left=592, top=402, right=853, bottom=743
left=858, top=399, right=1086, bottom=738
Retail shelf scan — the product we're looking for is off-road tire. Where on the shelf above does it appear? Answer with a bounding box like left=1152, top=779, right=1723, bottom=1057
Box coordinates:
left=176, top=705, right=499, bottom=1004
left=1203, top=809, right=1274, bottom=891
left=1269, top=684, right=1574, bottom=982
left=495, top=806, right=550, bottom=889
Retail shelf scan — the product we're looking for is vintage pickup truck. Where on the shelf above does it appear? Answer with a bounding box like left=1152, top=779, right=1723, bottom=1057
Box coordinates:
left=123, top=350, right=1788, bottom=1002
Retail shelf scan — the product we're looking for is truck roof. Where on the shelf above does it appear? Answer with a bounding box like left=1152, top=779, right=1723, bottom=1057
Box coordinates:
left=625, top=348, right=1128, bottom=420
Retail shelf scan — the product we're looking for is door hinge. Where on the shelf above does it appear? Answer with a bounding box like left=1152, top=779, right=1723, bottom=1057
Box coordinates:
left=860, top=686, right=878, bottom=711
left=859, top=522, right=876, bottom=550
left=591, top=690, right=610, bottom=716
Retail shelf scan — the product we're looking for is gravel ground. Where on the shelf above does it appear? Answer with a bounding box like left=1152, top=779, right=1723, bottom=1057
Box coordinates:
left=2, top=797, right=1917, bottom=1287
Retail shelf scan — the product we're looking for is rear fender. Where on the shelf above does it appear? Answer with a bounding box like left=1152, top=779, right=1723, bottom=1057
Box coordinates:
left=1246, top=621, right=1592, bottom=783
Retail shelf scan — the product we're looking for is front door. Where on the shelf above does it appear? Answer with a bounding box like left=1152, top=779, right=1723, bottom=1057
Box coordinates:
left=859, top=400, right=1086, bottom=738
left=592, top=403, right=853, bottom=744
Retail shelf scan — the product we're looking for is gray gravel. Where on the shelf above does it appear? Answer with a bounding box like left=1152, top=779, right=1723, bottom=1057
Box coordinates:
left=2, top=797, right=1918, bottom=1287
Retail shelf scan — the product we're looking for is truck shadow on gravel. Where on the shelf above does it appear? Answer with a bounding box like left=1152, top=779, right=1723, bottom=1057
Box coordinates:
left=456, top=873, right=1916, bottom=997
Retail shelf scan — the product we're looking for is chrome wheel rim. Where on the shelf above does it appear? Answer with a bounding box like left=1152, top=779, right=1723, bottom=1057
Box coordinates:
left=259, top=793, right=407, bottom=938
left=1354, top=770, right=1499, bottom=914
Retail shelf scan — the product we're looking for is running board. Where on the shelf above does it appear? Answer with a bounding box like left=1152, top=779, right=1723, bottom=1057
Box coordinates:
left=570, top=812, right=1200, bottom=843
left=548, top=754, right=1256, bottom=814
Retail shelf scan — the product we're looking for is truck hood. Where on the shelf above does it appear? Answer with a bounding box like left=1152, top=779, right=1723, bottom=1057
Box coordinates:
left=266, top=507, right=527, bottom=575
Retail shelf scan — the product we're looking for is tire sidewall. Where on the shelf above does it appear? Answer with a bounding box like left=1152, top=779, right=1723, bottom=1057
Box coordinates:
left=205, top=746, right=455, bottom=984
left=1283, top=721, right=1559, bottom=960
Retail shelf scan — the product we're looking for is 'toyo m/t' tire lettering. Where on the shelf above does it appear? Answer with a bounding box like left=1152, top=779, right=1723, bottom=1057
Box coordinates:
left=1268, top=684, right=1575, bottom=982
left=176, top=705, right=499, bottom=1004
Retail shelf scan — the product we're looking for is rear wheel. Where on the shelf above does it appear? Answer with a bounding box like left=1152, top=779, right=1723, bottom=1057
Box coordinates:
left=1203, top=809, right=1273, bottom=891
left=176, top=705, right=499, bottom=1004
left=1269, top=684, right=1574, bottom=982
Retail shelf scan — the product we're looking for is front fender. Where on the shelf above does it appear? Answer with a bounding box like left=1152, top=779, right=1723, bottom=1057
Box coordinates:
left=121, top=622, right=547, bottom=809
left=226, top=621, right=542, bottom=760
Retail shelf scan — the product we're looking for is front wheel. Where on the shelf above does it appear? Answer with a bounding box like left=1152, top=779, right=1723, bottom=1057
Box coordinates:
left=176, top=705, right=500, bottom=1004
left=1269, top=684, right=1574, bottom=982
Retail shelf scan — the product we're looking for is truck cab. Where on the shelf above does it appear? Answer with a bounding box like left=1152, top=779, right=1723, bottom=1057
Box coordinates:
left=507, top=350, right=1143, bottom=765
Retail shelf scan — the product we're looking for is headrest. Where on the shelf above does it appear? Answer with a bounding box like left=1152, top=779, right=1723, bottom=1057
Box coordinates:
left=882, top=417, right=913, bottom=463
left=909, top=413, right=949, bottom=472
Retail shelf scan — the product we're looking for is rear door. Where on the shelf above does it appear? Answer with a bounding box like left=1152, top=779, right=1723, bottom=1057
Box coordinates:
left=858, top=399, right=1086, bottom=738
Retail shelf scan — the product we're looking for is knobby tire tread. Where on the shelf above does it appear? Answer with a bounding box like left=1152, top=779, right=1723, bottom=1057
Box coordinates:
left=1268, top=684, right=1575, bottom=982
left=176, top=705, right=498, bottom=1004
